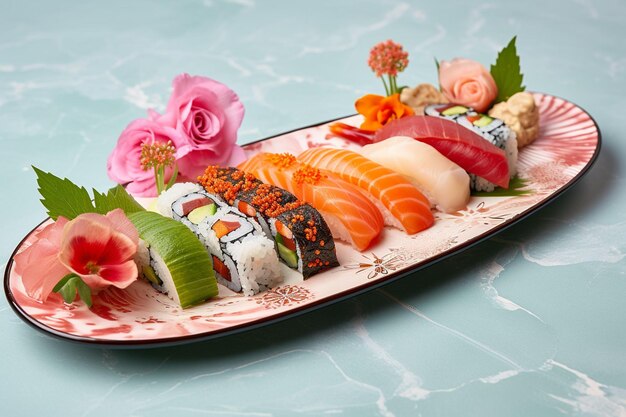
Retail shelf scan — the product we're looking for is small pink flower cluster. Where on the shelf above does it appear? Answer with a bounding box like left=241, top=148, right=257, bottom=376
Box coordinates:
left=140, top=141, right=176, bottom=171
left=368, top=40, right=409, bottom=78
left=108, top=74, right=246, bottom=197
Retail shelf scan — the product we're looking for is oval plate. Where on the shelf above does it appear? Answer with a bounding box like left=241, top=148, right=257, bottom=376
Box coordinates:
left=4, top=93, right=601, bottom=348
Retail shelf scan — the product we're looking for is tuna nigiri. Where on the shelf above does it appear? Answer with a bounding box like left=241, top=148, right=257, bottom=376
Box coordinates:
left=360, top=136, right=470, bottom=213
left=298, top=147, right=433, bottom=234
left=239, top=153, right=384, bottom=251
left=375, top=116, right=510, bottom=188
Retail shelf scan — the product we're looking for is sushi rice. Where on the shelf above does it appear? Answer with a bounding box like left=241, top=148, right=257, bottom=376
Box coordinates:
left=158, top=183, right=282, bottom=296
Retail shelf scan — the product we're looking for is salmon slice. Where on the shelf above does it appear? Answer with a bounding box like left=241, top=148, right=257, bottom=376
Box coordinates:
left=239, top=153, right=384, bottom=251
left=375, top=116, right=510, bottom=188
left=298, top=148, right=434, bottom=234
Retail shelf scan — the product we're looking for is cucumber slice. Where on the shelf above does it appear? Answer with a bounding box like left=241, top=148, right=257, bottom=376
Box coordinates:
left=275, top=234, right=298, bottom=268
left=188, top=203, right=217, bottom=224
left=128, top=211, right=218, bottom=308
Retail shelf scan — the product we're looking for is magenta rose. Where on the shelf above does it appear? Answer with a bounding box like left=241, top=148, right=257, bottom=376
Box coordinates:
left=160, top=73, right=246, bottom=178
left=107, top=119, right=184, bottom=197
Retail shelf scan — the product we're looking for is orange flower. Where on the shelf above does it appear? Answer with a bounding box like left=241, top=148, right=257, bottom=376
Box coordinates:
left=355, top=93, right=414, bottom=131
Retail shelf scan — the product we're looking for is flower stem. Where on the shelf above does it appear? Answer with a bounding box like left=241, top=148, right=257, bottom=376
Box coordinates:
left=389, top=75, right=398, bottom=95
left=165, top=162, right=179, bottom=190
left=380, top=77, right=390, bottom=96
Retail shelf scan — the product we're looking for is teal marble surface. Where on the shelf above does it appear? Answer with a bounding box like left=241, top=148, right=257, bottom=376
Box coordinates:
left=1, top=0, right=625, bottom=416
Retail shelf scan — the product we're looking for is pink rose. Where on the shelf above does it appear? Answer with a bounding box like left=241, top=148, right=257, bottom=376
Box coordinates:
left=160, top=73, right=246, bottom=178
left=58, top=209, right=139, bottom=290
left=439, top=58, right=498, bottom=113
left=14, top=217, right=70, bottom=302
left=107, top=118, right=184, bottom=197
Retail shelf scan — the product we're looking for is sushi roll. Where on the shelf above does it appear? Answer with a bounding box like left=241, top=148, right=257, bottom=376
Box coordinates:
left=128, top=211, right=218, bottom=308
left=198, top=166, right=339, bottom=277
left=271, top=203, right=339, bottom=278
left=158, top=183, right=282, bottom=296
left=198, top=207, right=282, bottom=296
left=157, top=182, right=221, bottom=227
left=425, top=103, right=518, bottom=192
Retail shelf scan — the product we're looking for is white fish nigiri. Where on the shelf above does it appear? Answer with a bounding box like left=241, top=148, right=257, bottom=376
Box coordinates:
left=360, top=136, right=470, bottom=213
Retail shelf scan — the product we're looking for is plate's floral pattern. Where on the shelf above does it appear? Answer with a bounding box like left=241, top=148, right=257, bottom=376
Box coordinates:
left=5, top=93, right=600, bottom=344
left=255, top=285, right=314, bottom=309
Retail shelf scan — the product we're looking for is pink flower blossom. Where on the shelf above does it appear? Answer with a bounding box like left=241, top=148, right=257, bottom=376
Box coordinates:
left=14, top=210, right=140, bottom=303
left=107, top=118, right=185, bottom=197
left=159, top=74, right=246, bottom=178
left=14, top=218, right=70, bottom=302
left=58, top=209, right=139, bottom=290
left=438, top=58, right=498, bottom=113
left=368, top=40, right=409, bottom=78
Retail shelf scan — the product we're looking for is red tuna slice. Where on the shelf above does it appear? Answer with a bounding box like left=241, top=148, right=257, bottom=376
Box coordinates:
left=374, top=116, right=510, bottom=189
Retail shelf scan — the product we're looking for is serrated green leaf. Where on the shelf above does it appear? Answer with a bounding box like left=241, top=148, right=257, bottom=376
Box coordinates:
left=471, top=176, right=532, bottom=197
left=76, top=279, right=93, bottom=308
left=490, top=36, right=526, bottom=103
left=93, top=185, right=145, bottom=215
left=33, top=167, right=95, bottom=220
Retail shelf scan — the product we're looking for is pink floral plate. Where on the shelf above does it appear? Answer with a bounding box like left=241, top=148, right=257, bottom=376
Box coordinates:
left=4, top=93, right=601, bottom=348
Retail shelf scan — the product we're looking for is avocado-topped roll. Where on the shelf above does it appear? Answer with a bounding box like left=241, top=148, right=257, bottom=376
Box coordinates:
left=158, top=183, right=282, bottom=296
left=129, top=211, right=218, bottom=308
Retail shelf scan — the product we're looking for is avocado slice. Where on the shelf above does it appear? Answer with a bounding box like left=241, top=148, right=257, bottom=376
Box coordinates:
left=188, top=203, right=217, bottom=224
left=142, top=264, right=163, bottom=286
left=473, top=115, right=493, bottom=127
left=275, top=234, right=298, bottom=268
left=441, top=105, right=468, bottom=116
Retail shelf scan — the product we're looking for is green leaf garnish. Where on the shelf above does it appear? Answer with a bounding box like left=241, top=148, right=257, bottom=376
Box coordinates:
left=434, top=57, right=440, bottom=72
left=52, top=273, right=92, bottom=307
left=34, top=167, right=95, bottom=220
left=33, top=167, right=145, bottom=219
left=471, top=176, right=532, bottom=197
left=76, top=279, right=93, bottom=307
left=52, top=274, right=76, bottom=293
left=93, top=185, right=145, bottom=215
left=490, top=36, right=525, bottom=103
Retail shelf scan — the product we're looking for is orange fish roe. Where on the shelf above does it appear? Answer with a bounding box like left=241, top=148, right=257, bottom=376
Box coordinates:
left=293, top=164, right=324, bottom=185
left=268, top=153, right=297, bottom=169
left=307, top=258, right=324, bottom=268
left=249, top=185, right=302, bottom=218
left=304, top=225, right=317, bottom=242
left=198, top=166, right=261, bottom=204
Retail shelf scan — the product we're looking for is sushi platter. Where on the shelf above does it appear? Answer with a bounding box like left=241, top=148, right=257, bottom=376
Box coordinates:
left=4, top=93, right=600, bottom=347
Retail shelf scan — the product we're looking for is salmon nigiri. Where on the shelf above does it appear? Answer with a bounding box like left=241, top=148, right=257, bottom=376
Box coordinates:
left=360, top=137, right=470, bottom=213
left=298, top=148, right=434, bottom=234
left=239, top=153, right=384, bottom=251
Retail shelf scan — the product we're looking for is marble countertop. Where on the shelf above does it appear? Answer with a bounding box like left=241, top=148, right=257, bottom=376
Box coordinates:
left=1, top=0, right=624, bottom=416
